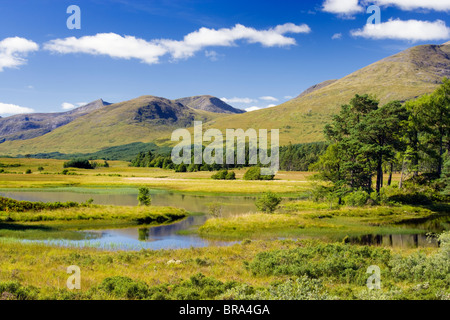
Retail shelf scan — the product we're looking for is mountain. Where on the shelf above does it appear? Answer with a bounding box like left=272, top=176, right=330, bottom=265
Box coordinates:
left=0, top=99, right=110, bottom=142
left=0, top=42, right=449, bottom=157
left=0, top=96, right=222, bottom=155
left=205, top=42, right=450, bottom=145
left=175, top=95, right=245, bottom=114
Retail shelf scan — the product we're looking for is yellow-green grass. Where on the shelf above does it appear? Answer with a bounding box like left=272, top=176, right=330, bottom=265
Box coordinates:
left=0, top=238, right=440, bottom=299
left=0, top=205, right=187, bottom=240
left=0, top=158, right=403, bottom=196
left=0, top=205, right=186, bottom=223
left=197, top=204, right=437, bottom=240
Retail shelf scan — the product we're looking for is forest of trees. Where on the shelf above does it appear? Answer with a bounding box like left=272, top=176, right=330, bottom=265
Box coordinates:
left=130, top=142, right=327, bottom=172
left=312, top=78, right=450, bottom=203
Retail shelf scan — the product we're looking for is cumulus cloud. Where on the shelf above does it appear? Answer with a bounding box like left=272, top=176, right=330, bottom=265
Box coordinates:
left=351, top=19, right=450, bottom=41
left=221, top=97, right=257, bottom=104
left=245, top=104, right=276, bottom=112
left=284, top=95, right=294, bottom=99
left=44, top=23, right=311, bottom=64
left=259, top=96, right=278, bottom=102
left=0, top=37, right=39, bottom=71
left=322, top=0, right=364, bottom=15
left=205, top=50, right=220, bottom=61
left=245, top=106, right=261, bottom=112
left=62, top=102, right=86, bottom=110
left=332, top=33, right=343, bottom=40
left=369, top=0, right=450, bottom=11
left=0, top=102, right=34, bottom=115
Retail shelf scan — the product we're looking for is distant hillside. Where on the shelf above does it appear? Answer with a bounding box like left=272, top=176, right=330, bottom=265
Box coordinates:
left=175, top=95, right=245, bottom=114
left=1, top=42, right=449, bottom=156
left=205, top=42, right=450, bottom=145
left=0, top=96, right=221, bottom=155
left=0, top=99, right=110, bottom=142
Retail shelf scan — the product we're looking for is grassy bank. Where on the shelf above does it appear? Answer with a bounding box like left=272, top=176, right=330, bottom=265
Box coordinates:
left=197, top=202, right=445, bottom=240
left=0, top=234, right=448, bottom=300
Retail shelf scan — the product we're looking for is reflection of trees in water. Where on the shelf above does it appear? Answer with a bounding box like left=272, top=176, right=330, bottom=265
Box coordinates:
left=138, top=228, right=149, bottom=241
left=142, top=216, right=207, bottom=238
left=349, top=233, right=438, bottom=248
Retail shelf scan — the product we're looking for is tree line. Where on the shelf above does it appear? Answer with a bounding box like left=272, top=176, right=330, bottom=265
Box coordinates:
left=312, top=78, right=450, bottom=203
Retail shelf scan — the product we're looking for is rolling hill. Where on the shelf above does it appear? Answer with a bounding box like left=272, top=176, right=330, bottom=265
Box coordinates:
left=0, top=96, right=223, bottom=155
left=0, top=99, right=110, bottom=142
left=0, top=42, right=449, bottom=157
left=205, top=42, right=450, bottom=145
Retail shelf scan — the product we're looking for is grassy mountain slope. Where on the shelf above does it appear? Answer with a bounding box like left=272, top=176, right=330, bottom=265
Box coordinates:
left=205, top=43, right=450, bottom=145
left=0, top=96, right=221, bottom=155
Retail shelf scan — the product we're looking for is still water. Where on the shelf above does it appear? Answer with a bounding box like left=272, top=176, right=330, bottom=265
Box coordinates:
left=0, top=189, right=446, bottom=250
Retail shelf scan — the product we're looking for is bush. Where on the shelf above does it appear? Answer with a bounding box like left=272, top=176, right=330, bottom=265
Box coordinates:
left=63, top=159, right=94, bottom=169
left=137, top=187, right=151, bottom=206
left=211, top=169, right=228, bottom=180
left=343, top=189, right=370, bottom=207
left=37, top=166, right=44, bottom=172
left=243, top=167, right=274, bottom=180
left=225, top=171, right=236, bottom=180
left=25, top=169, right=32, bottom=174
left=255, top=191, right=282, bottom=213
left=211, top=170, right=236, bottom=180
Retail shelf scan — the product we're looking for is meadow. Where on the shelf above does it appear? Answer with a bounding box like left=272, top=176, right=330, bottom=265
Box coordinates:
left=0, top=157, right=448, bottom=300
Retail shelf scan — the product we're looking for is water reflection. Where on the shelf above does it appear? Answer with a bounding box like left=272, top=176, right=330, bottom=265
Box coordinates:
left=348, top=233, right=438, bottom=248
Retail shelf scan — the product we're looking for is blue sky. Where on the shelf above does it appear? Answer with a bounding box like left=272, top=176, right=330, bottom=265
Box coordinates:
left=0, top=0, right=449, bottom=115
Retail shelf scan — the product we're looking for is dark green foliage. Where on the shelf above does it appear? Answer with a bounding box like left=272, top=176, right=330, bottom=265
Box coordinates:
left=280, top=142, right=328, bottom=171
left=137, top=187, right=151, bottom=206
left=96, top=276, right=150, bottom=300
left=92, top=273, right=238, bottom=300
left=25, top=169, right=31, bottom=174
left=249, top=241, right=392, bottom=285
left=63, top=159, right=94, bottom=169
left=343, top=189, right=370, bottom=207
left=225, top=171, right=236, bottom=180
left=37, top=166, right=44, bottom=171
left=0, top=281, right=39, bottom=300
left=255, top=191, right=282, bottom=213
left=0, top=196, right=80, bottom=212
left=211, top=170, right=236, bottom=180
left=175, top=163, right=187, bottom=172
left=243, top=166, right=274, bottom=180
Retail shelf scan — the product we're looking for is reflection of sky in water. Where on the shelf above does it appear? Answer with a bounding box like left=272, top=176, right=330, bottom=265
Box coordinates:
left=20, top=215, right=238, bottom=251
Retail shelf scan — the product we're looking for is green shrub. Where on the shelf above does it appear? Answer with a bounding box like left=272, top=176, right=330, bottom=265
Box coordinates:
left=63, top=159, right=94, bottom=169
left=211, top=169, right=228, bottom=180
left=137, top=187, right=151, bottom=206
left=0, top=281, right=39, bottom=300
left=225, top=171, right=236, bottom=180
left=96, top=276, right=150, bottom=299
left=343, top=189, right=370, bottom=207
left=255, top=191, right=282, bottom=213
left=25, top=169, right=32, bottom=174
left=37, top=166, right=44, bottom=172
left=62, top=169, right=69, bottom=175
left=243, top=167, right=261, bottom=180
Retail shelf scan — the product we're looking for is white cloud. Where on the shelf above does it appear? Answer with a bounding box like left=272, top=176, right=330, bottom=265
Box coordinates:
left=0, top=102, right=34, bottom=115
left=205, top=50, right=219, bottom=61
left=61, top=102, right=76, bottom=110
left=369, top=0, right=450, bottom=11
left=245, top=104, right=276, bottom=112
left=0, top=37, right=39, bottom=71
left=62, top=102, right=87, bottom=110
left=322, top=0, right=363, bottom=15
left=332, top=33, right=343, bottom=40
left=351, top=19, right=450, bottom=41
left=259, top=96, right=278, bottom=102
left=44, top=23, right=311, bottom=64
left=284, top=95, right=294, bottom=99
left=245, top=106, right=261, bottom=112
left=221, top=97, right=257, bottom=104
